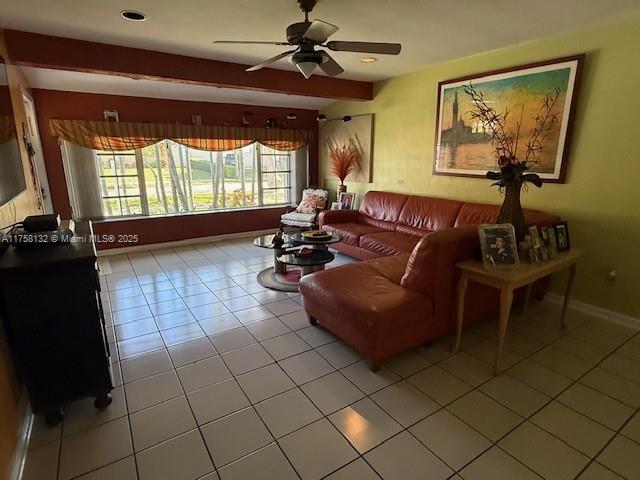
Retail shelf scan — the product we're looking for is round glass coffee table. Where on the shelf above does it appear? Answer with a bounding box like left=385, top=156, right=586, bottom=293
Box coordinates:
left=253, top=233, right=299, bottom=292
left=253, top=232, right=341, bottom=292
left=277, top=249, right=335, bottom=277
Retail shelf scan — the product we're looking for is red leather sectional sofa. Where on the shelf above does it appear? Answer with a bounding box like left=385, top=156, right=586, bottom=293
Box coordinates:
left=298, top=191, right=558, bottom=370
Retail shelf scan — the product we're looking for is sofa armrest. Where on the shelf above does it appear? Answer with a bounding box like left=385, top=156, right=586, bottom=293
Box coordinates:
left=401, top=226, right=480, bottom=324
left=318, top=209, right=360, bottom=227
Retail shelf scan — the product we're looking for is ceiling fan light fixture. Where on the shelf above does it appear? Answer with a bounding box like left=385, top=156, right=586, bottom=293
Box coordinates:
left=216, top=0, right=401, bottom=78
left=295, top=61, right=318, bottom=79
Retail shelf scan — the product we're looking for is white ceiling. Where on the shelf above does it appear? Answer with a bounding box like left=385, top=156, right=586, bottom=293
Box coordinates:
left=1, top=0, right=639, bottom=82
left=21, top=66, right=332, bottom=109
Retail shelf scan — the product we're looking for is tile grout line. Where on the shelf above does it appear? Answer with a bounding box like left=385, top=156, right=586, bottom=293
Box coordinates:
left=389, top=315, right=638, bottom=478
left=129, top=247, right=222, bottom=479
left=446, top=326, right=640, bottom=478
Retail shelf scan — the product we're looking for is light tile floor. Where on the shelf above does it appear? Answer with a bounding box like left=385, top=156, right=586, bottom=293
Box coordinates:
left=21, top=237, right=640, bottom=480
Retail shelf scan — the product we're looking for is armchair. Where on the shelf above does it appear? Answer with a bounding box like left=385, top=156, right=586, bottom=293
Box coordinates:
left=280, top=188, right=329, bottom=230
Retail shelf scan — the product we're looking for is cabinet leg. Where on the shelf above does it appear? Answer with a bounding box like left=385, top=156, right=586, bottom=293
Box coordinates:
left=45, top=407, right=64, bottom=426
left=495, top=287, right=514, bottom=375
left=94, top=393, right=113, bottom=410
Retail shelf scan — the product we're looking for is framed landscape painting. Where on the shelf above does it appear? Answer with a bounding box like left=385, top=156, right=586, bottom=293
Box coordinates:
left=433, top=55, right=584, bottom=183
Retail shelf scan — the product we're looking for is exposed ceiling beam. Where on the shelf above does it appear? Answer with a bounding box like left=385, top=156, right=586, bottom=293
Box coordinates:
left=3, top=30, right=373, bottom=101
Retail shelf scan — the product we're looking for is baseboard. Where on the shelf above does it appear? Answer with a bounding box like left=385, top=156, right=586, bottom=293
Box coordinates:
left=96, top=228, right=275, bottom=257
left=544, top=292, right=640, bottom=330
left=9, top=403, right=33, bottom=480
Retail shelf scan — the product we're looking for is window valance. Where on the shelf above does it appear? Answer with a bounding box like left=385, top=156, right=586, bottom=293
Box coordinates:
left=49, top=119, right=313, bottom=152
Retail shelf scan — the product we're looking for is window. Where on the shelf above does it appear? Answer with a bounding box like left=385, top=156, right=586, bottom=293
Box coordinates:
left=95, top=150, right=145, bottom=216
left=260, top=146, right=291, bottom=206
left=94, top=140, right=300, bottom=218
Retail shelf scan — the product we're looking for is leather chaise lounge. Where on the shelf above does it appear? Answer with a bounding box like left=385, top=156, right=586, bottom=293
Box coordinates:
left=298, top=191, right=558, bottom=370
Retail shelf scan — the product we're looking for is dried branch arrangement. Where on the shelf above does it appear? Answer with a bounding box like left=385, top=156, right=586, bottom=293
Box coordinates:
left=327, top=137, right=361, bottom=185
left=463, top=83, right=561, bottom=189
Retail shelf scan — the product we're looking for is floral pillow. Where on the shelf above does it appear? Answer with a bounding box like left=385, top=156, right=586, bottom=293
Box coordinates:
left=296, top=189, right=328, bottom=214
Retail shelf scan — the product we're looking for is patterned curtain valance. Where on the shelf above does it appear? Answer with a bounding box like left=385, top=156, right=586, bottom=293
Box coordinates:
left=49, top=119, right=313, bottom=152
left=0, top=115, right=16, bottom=145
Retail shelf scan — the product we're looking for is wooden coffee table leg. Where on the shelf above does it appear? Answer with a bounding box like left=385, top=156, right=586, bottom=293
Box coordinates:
left=453, top=272, right=468, bottom=353
left=495, top=287, right=514, bottom=375
left=560, top=264, right=576, bottom=331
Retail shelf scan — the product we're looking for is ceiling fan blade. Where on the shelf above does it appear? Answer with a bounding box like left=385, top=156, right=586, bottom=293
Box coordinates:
left=319, top=51, right=344, bottom=77
left=303, top=20, right=339, bottom=43
left=326, top=41, right=402, bottom=55
left=213, top=40, right=291, bottom=46
left=246, top=50, right=297, bottom=72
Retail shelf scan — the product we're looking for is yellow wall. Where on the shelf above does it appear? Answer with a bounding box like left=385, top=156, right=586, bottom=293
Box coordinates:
left=0, top=30, right=41, bottom=479
left=321, top=16, right=640, bottom=318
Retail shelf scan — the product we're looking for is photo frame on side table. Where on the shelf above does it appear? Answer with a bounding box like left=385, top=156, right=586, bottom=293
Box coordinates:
left=554, top=221, right=571, bottom=251
left=478, top=224, right=519, bottom=269
left=338, top=192, right=356, bottom=210
left=330, top=202, right=342, bottom=210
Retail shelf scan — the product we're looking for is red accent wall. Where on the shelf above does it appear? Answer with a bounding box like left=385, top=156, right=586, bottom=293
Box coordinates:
left=32, top=89, right=319, bottom=249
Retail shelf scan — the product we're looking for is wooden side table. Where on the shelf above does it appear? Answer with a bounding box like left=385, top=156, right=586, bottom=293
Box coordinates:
left=453, top=249, right=584, bottom=374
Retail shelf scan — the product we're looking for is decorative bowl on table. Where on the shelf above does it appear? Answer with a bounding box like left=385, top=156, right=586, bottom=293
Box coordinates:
left=301, top=230, right=331, bottom=239
left=295, top=247, right=314, bottom=257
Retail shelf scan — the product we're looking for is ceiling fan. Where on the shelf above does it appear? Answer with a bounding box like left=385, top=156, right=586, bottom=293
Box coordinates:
left=213, top=0, right=401, bottom=79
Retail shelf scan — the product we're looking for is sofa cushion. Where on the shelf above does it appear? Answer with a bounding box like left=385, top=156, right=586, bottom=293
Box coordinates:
left=454, top=203, right=501, bottom=227
left=360, top=231, right=422, bottom=256
left=366, top=254, right=411, bottom=284
left=395, top=224, right=431, bottom=237
left=318, top=209, right=359, bottom=227
left=323, top=222, right=384, bottom=247
left=401, top=227, right=479, bottom=298
left=299, top=262, right=433, bottom=336
left=398, top=196, right=463, bottom=232
left=359, top=216, right=398, bottom=232
left=281, top=211, right=316, bottom=227
left=359, top=191, right=408, bottom=224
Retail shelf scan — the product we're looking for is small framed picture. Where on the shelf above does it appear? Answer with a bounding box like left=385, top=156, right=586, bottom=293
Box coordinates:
left=528, top=225, right=543, bottom=249
left=330, top=202, right=342, bottom=210
left=553, top=221, right=571, bottom=251
left=338, top=192, right=356, bottom=210
left=478, top=224, right=519, bottom=269
left=543, top=227, right=558, bottom=258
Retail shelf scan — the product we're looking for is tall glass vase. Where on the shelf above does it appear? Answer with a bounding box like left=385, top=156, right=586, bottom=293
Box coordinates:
left=497, top=181, right=527, bottom=241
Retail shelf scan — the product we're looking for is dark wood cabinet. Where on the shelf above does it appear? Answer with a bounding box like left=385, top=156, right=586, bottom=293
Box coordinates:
left=0, top=221, right=113, bottom=424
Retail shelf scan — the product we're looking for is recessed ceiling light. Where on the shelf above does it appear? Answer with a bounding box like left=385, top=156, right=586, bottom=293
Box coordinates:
left=360, top=57, right=378, bottom=64
left=121, top=10, right=147, bottom=21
